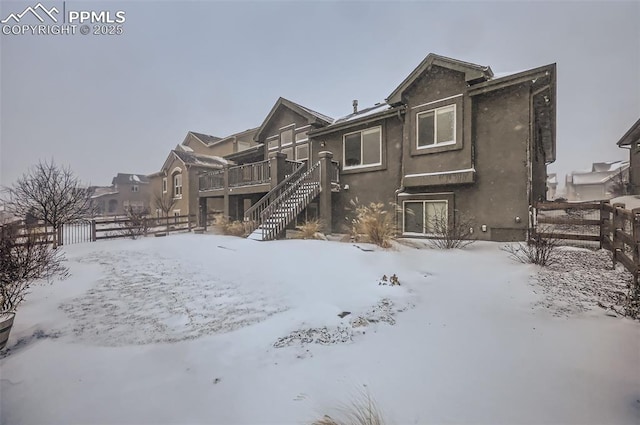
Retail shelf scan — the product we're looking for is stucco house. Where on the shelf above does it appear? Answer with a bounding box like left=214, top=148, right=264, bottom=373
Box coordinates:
left=616, top=118, right=640, bottom=195
left=565, top=161, right=629, bottom=201
left=91, top=173, right=151, bottom=216
left=197, top=53, right=556, bottom=242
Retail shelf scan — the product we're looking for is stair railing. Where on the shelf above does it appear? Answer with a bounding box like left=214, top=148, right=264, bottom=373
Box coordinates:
left=259, top=161, right=321, bottom=241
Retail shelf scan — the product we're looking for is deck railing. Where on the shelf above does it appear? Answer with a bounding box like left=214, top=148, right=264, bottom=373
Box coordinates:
left=199, top=169, right=225, bottom=191
left=229, top=160, right=271, bottom=187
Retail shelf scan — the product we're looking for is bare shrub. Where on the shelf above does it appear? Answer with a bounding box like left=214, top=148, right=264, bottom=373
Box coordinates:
left=0, top=224, right=68, bottom=312
left=428, top=210, right=476, bottom=249
left=119, top=206, right=148, bottom=239
left=312, top=391, right=386, bottom=425
left=297, top=219, right=324, bottom=239
left=348, top=199, right=396, bottom=248
left=502, top=228, right=559, bottom=266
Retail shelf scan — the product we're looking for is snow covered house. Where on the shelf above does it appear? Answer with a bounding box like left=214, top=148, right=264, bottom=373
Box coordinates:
left=90, top=173, right=151, bottom=216
left=194, top=53, right=556, bottom=241
left=148, top=129, right=260, bottom=219
left=616, top=118, right=640, bottom=195
left=565, top=161, right=629, bottom=201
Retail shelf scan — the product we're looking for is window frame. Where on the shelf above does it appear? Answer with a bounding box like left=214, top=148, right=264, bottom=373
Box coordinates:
left=267, top=136, right=279, bottom=151
left=280, top=127, right=294, bottom=147
left=295, top=143, right=309, bottom=161
left=402, top=199, right=449, bottom=236
left=162, top=177, right=167, bottom=194
left=342, top=126, right=383, bottom=171
left=173, top=173, right=183, bottom=198
left=416, top=104, right=456, bottom=150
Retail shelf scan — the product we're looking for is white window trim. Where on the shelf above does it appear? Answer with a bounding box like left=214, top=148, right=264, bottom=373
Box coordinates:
left=411, top=94, right=463, bottom=110
left=342, top=126, right=383, bottom=170
left=173, top=209, right=181, bottom=216
left=173, top=173, right=183, bottom=199
left=278, top=123, right=296, bottom=131
left=162, top=177, right=168, bottom=194
left=402, top=199, right=448, bottom=236
left=416, top=105, right=456, bottom=150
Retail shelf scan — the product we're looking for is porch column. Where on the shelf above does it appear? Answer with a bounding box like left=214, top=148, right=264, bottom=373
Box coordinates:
left=223, top=164, right=230, bottom=218
left=198, top=197, right=207, bottom=230
left=269, top=152, right=287, bottom=189
left=318, top=151, right=333, bottom=234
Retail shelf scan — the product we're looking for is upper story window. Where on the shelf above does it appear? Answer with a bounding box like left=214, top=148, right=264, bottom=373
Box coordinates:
left=281, top=128, right=293, bottom=146
left=267, top=136, right=279, bottom=150
left=417, top=105, right=456, bottom=149
left=295, top=131, right=308, bottom=143
left=131, top=185, right=139, bottom=192
left=173, top=173, right=182, bottom=198
left=343, top=127, right=382, bottom=169
left=162, top=177, right=167, bottom=193
left=296, top=143, right=309, bottom=161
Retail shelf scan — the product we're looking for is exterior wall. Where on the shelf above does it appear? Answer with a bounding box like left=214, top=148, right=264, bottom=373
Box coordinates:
left=260, top=107, right=312, bottom=162
left=630, top=141, right=640, bottom=195
left=310, top=116, right=403, bottom=234
left=184, top=134, right=216, bottom=156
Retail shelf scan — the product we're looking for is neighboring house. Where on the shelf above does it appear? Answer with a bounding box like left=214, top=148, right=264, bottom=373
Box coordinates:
left=197, top=53, right=556, bottom=242
left=547, top=173, right=558, bottom=200
left=148, top=146, right=231, bottom=219
left=616, top=118, right=640, bottom=195
left=565, top=161, right=630, bottom=201
left=91, top=173, right=151, bottom=216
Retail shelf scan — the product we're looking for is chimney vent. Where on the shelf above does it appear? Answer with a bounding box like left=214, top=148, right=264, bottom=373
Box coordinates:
left=352, top=99, right=358, bottom=114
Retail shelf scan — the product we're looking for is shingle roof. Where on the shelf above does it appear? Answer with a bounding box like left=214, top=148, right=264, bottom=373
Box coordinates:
left=111, top=173, right=149, bottom=185
left=332, top=102, right=391, bottom=125
left=190, top=132, right=222, bottom=146
left=172, top=150, right=229, bottom=168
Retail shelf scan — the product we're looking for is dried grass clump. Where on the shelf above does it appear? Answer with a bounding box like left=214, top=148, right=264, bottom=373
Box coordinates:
left=311, top=392, right=386, bottom=425
left=215, top=215, right=251, bottom=237
left=297, top=219, right=324, bottom=239
left=348, top=200, right=396, bottom=249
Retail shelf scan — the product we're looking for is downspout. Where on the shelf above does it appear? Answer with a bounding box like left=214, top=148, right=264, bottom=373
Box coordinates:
left=394, top=105, right=406, bottom=232
left=527, top=89, right=534, bottom=235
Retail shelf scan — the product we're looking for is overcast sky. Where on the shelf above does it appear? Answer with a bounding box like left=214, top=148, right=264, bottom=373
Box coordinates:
left=1, top=0, right=638, bottom=191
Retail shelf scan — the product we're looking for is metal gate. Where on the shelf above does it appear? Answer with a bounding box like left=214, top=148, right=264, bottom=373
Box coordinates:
left=60, top=219, right=94, bottom=245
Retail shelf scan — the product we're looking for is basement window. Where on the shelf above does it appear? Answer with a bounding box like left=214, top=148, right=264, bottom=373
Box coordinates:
left=403, top=200, right=448, bottom=235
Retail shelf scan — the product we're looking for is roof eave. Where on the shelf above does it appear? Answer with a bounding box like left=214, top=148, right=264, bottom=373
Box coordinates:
left=617, top=118, right=640, bottom=147
left=309, top=106, right=406, bottom=138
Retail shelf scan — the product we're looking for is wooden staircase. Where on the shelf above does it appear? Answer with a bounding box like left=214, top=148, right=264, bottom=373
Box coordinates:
left=245, top=161, right=321, bottom=241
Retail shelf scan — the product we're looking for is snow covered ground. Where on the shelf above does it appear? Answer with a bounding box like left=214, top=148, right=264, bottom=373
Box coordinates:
left=1, top=234, right=639, bottom=424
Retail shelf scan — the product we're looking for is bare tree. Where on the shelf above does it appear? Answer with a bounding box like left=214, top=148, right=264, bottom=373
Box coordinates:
left=609, top=169, right=629, bottom=198
left=153, top=190, right=176, bottom=233
left=0, top=224, right=68, bottom=312
left=2, top=160, right=94, bottom=247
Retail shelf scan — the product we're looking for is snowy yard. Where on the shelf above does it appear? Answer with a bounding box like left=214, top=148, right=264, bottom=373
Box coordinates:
left=1, top=234, right=639, bottom=424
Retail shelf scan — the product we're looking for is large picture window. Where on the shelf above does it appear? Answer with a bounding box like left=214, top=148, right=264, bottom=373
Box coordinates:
left=343, top=127, right=381, bottom=169
left=417, top=105, right=455, bottom=148
left=403, top=200, right=448, bottom=234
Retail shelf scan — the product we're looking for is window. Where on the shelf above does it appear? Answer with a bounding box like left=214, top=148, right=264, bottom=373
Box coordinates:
left=131, top=185, right=139, bottom=192
left=281, top=128, right=293, bottom=146
left=417, top=105, right=455, bottom=148
left=295, top=131, right=308, bottom=142
left=267, top=136, right=279, bottom=150
left=343, top=127, right=381, bottom=169
left=162, top=178, right=167, bottom=193
left=296, top=143, right=309, bottom=161
left=403, top=200, right=448, bottom=234
left=281, top=146, right=293, bottom=159
left=173, top=174, right=182, bottom=197
left=108, top=199, right=118, bottom=213
left=237, top=141, right=251, bottom=152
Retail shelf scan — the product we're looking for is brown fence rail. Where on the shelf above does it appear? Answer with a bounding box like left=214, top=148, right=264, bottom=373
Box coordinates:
left=533, top=201, right=639, bottom=283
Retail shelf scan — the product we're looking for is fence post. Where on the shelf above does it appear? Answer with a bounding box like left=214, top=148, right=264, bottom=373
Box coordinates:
left=633, top=208, right=640, bottom=286
left=143, top=217, right=148, bottom=236
left=91, top=220, right=97, bottom=242
left=57, top=225, right=64, bottom=246
left=599, top=201, right=605, bottom=250
left=612, top=203, right=625, bottom=268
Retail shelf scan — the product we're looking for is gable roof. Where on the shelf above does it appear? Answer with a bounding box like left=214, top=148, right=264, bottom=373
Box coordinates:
left=617, top=118, right=640, bottom=147
left=254, top=97, right=333, bottom=141
left=387, top=53, right=493, bottom=104
left=159, top=150, right=230, bottom=174
left=111, top=173, right=149, bottom=185
left=186, top=131, right=222, bottom=147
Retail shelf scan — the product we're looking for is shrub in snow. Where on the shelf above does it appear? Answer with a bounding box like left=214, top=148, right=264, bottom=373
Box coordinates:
left=119, top=206, right=149, bottom=239
left=427, top=210, right=476, bottom=249
left=378, top=274, right=400, bottom=286
left=311, top=391, right=387, bottom=425
left=215, top=215, right=252, bottom=237
left=347, top=199, right=397, bottom=249
left=502, top=230, right=558, bottom=267
left=297, top=219, right=324, bottom=240
left=0, top=223, right=68, bottom=312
